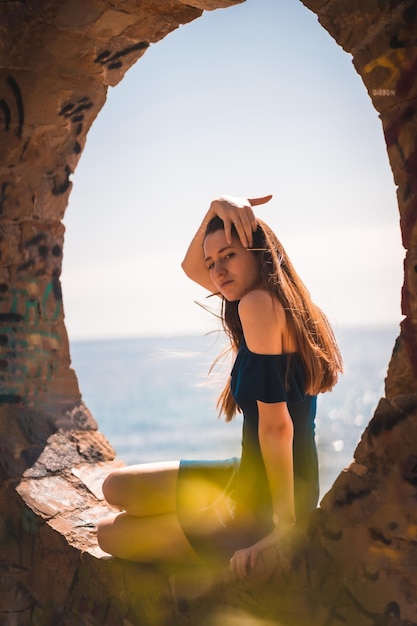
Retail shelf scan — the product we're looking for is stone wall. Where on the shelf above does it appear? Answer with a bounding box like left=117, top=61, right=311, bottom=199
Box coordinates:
left=0, top=0, right=416, bottom=624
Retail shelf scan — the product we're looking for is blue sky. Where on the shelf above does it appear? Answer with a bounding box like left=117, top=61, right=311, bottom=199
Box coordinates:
left=62, top=0, right=403, bottom=340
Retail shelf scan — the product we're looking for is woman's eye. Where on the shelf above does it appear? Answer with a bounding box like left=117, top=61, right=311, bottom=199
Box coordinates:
left=207, top=263, right=214, bottom=270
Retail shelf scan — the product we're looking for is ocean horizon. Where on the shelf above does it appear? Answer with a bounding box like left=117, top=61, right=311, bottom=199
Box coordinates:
left=69, top=324, right=399, bottom=498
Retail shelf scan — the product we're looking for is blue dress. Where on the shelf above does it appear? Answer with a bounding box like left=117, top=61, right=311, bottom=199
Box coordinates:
left=177, top=338, right=319, bottom=563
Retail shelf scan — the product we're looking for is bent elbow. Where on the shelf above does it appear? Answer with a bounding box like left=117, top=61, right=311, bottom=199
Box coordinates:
left=259, top=419, right=294, bottom=443
left=181, top=258, right=190, bottom=277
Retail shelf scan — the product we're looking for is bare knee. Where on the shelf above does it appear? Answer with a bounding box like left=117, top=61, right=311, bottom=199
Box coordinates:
left=101, top=462, right=179, bottom=516
left=96, top=514, right=117, bottom=556
left=96, top=512, right=200, bottom=563
left=101, top=468, right=158, bottom=513
left=101, top=471, right=122, bottom=505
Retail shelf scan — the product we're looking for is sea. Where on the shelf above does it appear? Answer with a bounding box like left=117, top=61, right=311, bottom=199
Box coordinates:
left=69, top=325, right=399, bottom=498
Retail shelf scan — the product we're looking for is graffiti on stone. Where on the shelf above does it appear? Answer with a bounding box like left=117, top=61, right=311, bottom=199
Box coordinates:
left=1, top=282, right=62, bottom=324
left=1, top=226, right=63, bottom=404
left=390, top=34, right=417, bottom=49
left=19, top=228, right=63, bottom=277
left=363, top=51, right=403, bottom=96
left=59, top=96, right=94, bottom=156
left=0, top=181, right=14, bottom=215
left=51, top=164, right=72, bottom=196
left=0, top=75, right=24, bottom=137
left=94, top=41, right=149, bottom=70
left=323, top=592, right=404, bottom=625
left=0, top=279, right=62, bottom=405
left=365, top=8, right=417, bottom=99
left=59, top=97, right=94, bottom=125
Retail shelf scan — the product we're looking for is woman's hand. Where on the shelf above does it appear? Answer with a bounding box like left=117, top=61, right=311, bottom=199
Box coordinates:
left=181, top=193, right=272, bottom=291
left=229, top=526, right=283, bottom=580
left=209, top=195, right=272, bottom=249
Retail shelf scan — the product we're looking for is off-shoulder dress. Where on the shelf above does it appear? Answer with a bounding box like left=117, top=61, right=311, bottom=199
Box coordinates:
left=176, top=338, right=319, bottom=563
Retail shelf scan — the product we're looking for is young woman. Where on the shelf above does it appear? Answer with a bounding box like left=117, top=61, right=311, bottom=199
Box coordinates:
left=97, top=195, right=342, bottom=579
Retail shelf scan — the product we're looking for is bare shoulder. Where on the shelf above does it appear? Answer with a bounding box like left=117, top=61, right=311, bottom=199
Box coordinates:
left=238, top=290, right=285, bottom=354
left=238, top=289, right=286, bottom=324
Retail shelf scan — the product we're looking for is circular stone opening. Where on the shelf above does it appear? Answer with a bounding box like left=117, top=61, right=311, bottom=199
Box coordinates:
left=2, top=2, right=415, bottom=623
left=62, top=1, right=402, bottom=492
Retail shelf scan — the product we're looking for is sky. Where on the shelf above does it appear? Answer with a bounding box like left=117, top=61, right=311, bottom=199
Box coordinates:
left=62, top=0, right=404, bottom=342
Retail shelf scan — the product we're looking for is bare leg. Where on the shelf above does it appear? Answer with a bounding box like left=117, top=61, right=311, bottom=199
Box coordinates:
left=102, top=460, right=180, bottom=516
left=97, top=460, right=201, bottom=563
left=97, top=511, right=201, bottom=563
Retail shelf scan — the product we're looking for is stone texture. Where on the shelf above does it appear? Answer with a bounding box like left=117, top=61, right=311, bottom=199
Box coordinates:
left=1, top=0, right=417, bottom=624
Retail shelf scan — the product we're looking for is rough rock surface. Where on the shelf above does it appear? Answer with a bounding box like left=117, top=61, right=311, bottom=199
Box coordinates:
left=0, top=0, right=416, bottom=624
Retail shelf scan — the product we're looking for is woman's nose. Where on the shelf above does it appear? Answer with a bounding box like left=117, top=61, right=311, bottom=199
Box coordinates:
left=214, top=260, right=226, bottom=276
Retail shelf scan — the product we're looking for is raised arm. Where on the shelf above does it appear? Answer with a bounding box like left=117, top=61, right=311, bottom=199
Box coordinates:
left=181, top=195, right=272, bottom=291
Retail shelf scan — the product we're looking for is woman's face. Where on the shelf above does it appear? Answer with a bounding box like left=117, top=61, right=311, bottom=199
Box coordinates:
left=203, top=229, right=262, bottom=301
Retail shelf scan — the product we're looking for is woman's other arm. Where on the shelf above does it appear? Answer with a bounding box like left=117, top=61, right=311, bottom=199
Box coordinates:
left=230, top=400, right=295, bottom=580
left=230, top=290, right=295, bottom=579
left=258, top=400, right=296, bottom=530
